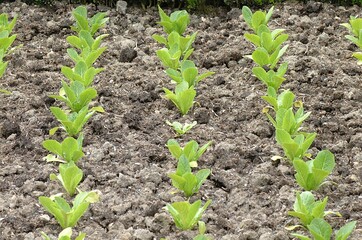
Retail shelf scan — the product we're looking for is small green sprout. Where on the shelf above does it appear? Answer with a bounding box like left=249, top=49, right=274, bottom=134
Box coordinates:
left=166, top=60, right=214, bottom=86
left=154, top=31, right=197, bottom=68
left=50, top=81, right=98, bottom=113
left=166, top=120, right=197, bottom=136
left=167, top=139, right=212, bottom=167
left=163, top=81, right=196, bottom=116
left=169, top=155, right=210, bottom=197
left=49, top=106, right=104, bottom=137
left=250, top=45, right=288, bottom=70
left=287, top=191, right=339, bottom=228
left=43, top=135, right=84, bottom=163
left=50, top=161, right=83, bottom=196
left=242, top=6, right=274, bottom=33
left=193, top=221, right=211, bottom=240
left=293, top=150, right=335, bottom=191
left=275, top=129, right=316, bottom=162
left=39, top=191, right=99, bottom=229
left=253, top=63, right=288, bottom=93
left=292, top=218, right=356, bottom=240
left=0, top=13, right=17, bottom=93
left=61, top=64, right=103, bottom=88
left=341, top=16, right=362, bottom=64
left=71, top=6, right=109, bottom=35
left=156, top=6, right=190, bottom=35
left=264, top=92, right=311, bottom=136
left=41, top=227, right=86, bottom=240
left=165, top=199, right=212, bottom=230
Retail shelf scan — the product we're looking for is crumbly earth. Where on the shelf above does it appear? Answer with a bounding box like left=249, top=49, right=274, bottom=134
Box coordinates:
left=0, top=1, right=361, bottom=239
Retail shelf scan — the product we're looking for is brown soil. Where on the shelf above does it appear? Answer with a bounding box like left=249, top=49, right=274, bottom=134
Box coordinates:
left=0, top=1, right=361, bottom=239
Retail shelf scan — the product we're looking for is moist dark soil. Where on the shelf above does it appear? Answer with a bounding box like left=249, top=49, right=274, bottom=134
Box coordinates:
left=0, top=1, right=361, bottom=239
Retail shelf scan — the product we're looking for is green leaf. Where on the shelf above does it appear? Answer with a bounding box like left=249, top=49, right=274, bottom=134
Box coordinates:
left=252, top=48, right=269, bottom=66
left=167, top=139, right=182, bottom=160
left=242, top=6, right=253, bottom=27
left=152, top=34, right=168, bottom=45
left=335, top=221, right=357, bottom=240
left=176, top=155, right=191, bottom=176
left=59, top=162, right=83, bottom=196
left=43, top=140, right=62, bottom=156
left=244, top=33, right=260, bottom=46
left=307, top=218, right=332, bottom=240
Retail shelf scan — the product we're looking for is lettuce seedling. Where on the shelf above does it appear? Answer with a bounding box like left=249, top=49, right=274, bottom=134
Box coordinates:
left=166, top=199, right=212, bottom=230
left=49, top=105, right=104, bottom=137
left=250, top=45, right=288, bottom=70
left=61, top=65, right=103, bottom=87
left=43, top=135, right=84, bottom=163
left=288, top=191, right=339, bottom=228
left=245, top=27, right=288, bottom=50
left=163, top=81, right=196, bottom=116
left=41, top=227, right=86, bottom=240
left=253, top=63, right=288, bottom=93
left=152, top=31, right=197, bottom=67
left=276, top=129, right=316, bottom=162
left=342, top=16, right=362, bottom=64
left=341, top=16, right=362, bottom=49
left=294, top=150, right=335, bottom=191
left=39, top=191, right=99, bottom=229
left=292, top=218, right=356, bottom=240
left=242, top=6, right=274, bottom=33
left=67, top=47, right=106, bottom=69
left=263, top=90, right=311, bottom=136
left=169, top=155, right=210, bottom=197
left=166, top=60, right=214, bottom=86
left=71, top=6, right=109, bottom=35
left=156, top=6, right=190, bottom=35
left=193, top=221, right=211, bottom=240
left=245, top=26, right=288, bottom=70
left=0, top=13, right=17, bottom=93
left=50, top=161, right=83, bottom=196
left=50, top=81, right=98, bottom=113
left=166, top=120, right=197, bottom=136
left=167, top=139, right=212, bottom=167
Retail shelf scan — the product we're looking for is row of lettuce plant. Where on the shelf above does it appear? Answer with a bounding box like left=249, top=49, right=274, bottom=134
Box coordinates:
left=154, top=7, right=213, bottom=239
left=0, top=13, right=18, bottom=94
left=153, top=6, right=214, bottom=116
left=243, top=6, right=356, bottom=240
left=39, top=6, right=108, bottom=240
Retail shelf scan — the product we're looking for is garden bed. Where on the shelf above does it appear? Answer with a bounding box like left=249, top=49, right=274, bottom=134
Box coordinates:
left=0, top=1, right=361, bottom=239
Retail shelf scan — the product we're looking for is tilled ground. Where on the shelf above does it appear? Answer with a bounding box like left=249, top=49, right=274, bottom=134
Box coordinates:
left=0, top=1, right=361, bottom=239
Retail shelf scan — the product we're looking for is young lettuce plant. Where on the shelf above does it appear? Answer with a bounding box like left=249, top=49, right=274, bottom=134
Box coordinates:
left=193, top=221, right=211, bottom=240
left=263, top=90, right=311, bottom=136
left=155, top=6, right=190, bottom=35
left=242, top=6, right=274, bottom=33
left=0, top=13, right=17, bottom=94
left=341, top=16, right=362, bottom=64
left=39, top=191, right=99, bottom=229
left=293, top=150, right=335, bottom=191
left=292, top=218, right=356, bottom=240
left=165, top=199, right=212, bottom=230
left=49, top=105, right=104, bottom=137
left=166, top=120, right=197, bottom=136
left=43, top=135, right=84, bottom=163
left=163, top=81, right=196, bottom=116
left=167, top=138, right=212, bottom=167
left=287, top=191, right=340, bottom=229
left=169, top=155, right=210, bottom=197
left=275, top=129, right=316, bottom=162
left=41, top=227, right=86, bottom=240
left=50, top=162, right=83, bottom=197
